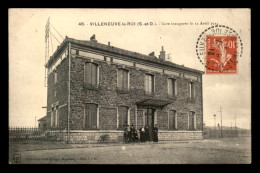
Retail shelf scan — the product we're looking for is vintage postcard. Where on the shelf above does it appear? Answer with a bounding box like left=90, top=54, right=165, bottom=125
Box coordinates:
left=9, top=8, right=251, bottom=164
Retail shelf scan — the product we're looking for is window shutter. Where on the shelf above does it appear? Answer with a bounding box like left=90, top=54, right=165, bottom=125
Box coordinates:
left=167, top=79, right=170, bottom=95
left=91, top=64, right=97, bottom=86
left=124, top=108, right=128, bottom=126
left=85, top=63, right=92, bottom=85
left=85, top=104, right=97, bottom=129
left=193, top=83, right=196, bottom=99
left=86, top=105, right=91, bottom=128
left=172, top=79, right=175, bottom=96
left=188, top=82, right=191, bottom=98
left=174, top=79, right=177, bottom=96
left=168, top=79, right=171, bottom=96
left=153, top=76, right=155, bottom=93
left=194, top=114, right=196, bottom=130
left=143, top=110, right=147, bottom=126
left=118, top=107, right=128, bottom=127
left=144, top=75, right=147, bottom=93
left=175, top=113, right=178, bottom=129
left=123, top=70, right=128, bottom=90
left=92, top=105, right=97, bottom=128
left=169, top=111, right=172, bottom=129
left=146, top=75, right=148, bottom=93
left=191, top=83, right=194, bottom=99
left=51, top=110, right=53, bottom=127
left=188, top=111, right=195, bottom=129
left=192, top=112, right=194, bottom=129
left=118, top=69, right=123, bottom=89
left=188, top=112, right=191, bottom=129
left=148, top=76, right=151, bottom=93
left=118, top=108, right=123, bottom=127
left=146, top=75, right=153, bottom=93
left=154, top=111, right=157, bottom=125
left=53, top=109, right=55, bottom=127
left=56, top=108, right=59, bottom=127
left=173, top=111, right=176, bottom=129
left=169, top=110, right=176, bottom=129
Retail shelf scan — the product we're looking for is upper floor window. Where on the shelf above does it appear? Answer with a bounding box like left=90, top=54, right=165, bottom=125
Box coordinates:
left=145, top=74, right=154, bottom=94
left=118, top=69, right=129, bottom=90
left=85, top=104, right=98, bottom=129
left=189, top=82, right=196, bottom=99
left=118, top=106, right=128, bottom=129
left=85, top=63, right=98, bottom=87
left=168, top=78, right=177, bottom=97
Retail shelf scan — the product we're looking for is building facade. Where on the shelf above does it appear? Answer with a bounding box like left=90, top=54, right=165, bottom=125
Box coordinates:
left=45, top=35, right=204, bottom=143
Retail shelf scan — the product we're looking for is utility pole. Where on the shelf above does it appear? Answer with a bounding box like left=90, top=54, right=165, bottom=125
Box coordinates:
left=217, top=106, right=222, bottom=138
left=235, top=114, right=237, bottom=138
left=213, top=113, right=216, bottom=130
left=35, top=116, right=37, bottom=127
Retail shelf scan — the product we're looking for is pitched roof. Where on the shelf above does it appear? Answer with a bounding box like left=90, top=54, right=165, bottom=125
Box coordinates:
left=47, top=36, right=204, bottom=74
left=38, top=116, right=47, bottom=121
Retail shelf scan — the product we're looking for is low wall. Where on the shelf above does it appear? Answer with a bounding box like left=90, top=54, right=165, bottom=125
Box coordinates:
left=60, top=130, right=124, bottom=144
left=58, top=130, right=203, bottom=144
left=158, top=130, right=203, bottom=141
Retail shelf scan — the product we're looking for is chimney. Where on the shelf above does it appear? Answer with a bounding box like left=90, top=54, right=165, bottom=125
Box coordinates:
left=108, top=42, right=110, bottom=46
left=159, top=46, right=165, bottom=60
left=149, top=52, right=155, bottom=56
left=90, top=34, right=97, bottom=42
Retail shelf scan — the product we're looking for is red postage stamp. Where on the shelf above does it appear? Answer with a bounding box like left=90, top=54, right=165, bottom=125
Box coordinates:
left=196, top=25, right=243, bottom=75
left=205, top=36, right=237, bottom=74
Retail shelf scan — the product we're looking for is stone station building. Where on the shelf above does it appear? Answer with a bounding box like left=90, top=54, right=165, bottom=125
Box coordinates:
left=44, top=35, right=204, bottom=143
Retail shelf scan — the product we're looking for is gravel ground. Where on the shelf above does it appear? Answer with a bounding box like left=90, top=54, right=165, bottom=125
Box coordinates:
left=9, top=137, right=251, bottom=164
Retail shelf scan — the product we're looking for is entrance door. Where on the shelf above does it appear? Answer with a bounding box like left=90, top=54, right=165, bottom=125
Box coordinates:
left=145, top=108, right=155, bottom=141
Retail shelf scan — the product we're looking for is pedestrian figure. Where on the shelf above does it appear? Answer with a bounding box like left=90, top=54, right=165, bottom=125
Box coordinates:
left=124, top=125, right=130, bottom=143
left=153, top=124, right=158, bottom=142
left=134, top=129, right=138, bottom=142
left=139, top=125, right=145, bottom=142
left=145, top=125, right=150, bottom=141
left=130, top=124, right=136, bottom=142
left=127, top=125, right=131, bottom=142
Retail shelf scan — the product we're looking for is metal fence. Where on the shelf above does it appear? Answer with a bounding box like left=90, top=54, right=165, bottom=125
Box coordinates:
left=9, top=127, right=66, bottom=144
left=203, top=128, right=239, bottom=139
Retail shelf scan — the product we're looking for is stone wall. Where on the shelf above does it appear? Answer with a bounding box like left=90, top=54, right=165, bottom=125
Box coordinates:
left=157, top=111, right=168, bottom=130
left=60, top=130, right=124, bottom=144
left=69, top=55, right=203, bottom=131
left=99, top=107, right=117, bottom=130
left=57, top=130, right=203, bottom=144
left=46, top=57, right=69, bottom=129
left=46, top=44, right=203, bottom=138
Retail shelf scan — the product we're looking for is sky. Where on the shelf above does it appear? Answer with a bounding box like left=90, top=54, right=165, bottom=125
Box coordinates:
left=9, top=9, right=251, bottom=129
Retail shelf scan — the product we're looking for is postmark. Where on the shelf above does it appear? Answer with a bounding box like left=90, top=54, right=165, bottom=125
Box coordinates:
left=196, top=25, right=243, bottom=74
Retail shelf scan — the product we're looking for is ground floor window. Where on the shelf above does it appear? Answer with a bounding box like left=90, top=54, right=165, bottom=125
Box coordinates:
left=169, top=110, right=177, bottom=130
left=118, top=106, right=128, bottom=128
left=51, top=106, right=59, bottom=127
left=189, top=111, right=196, bottom=130
left=85, top=104, right=98, bottom=129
